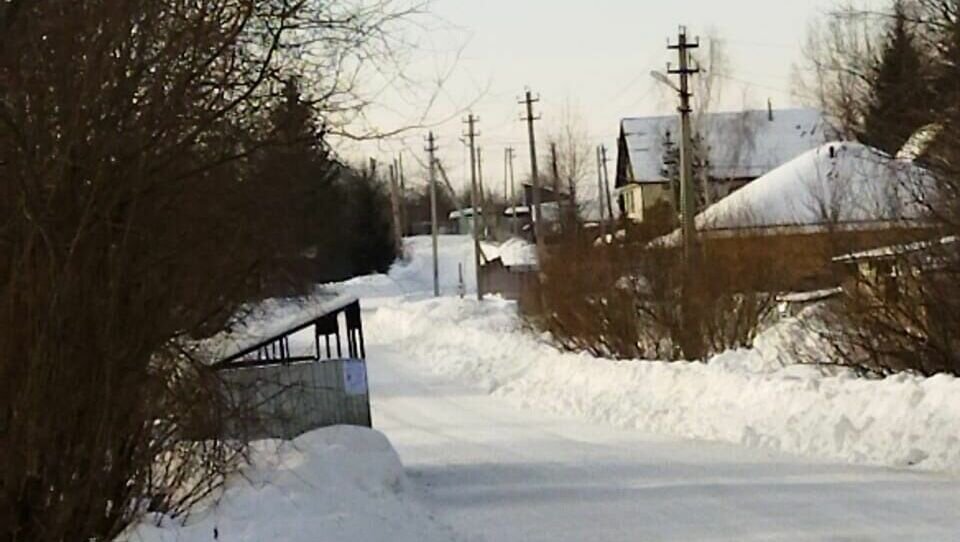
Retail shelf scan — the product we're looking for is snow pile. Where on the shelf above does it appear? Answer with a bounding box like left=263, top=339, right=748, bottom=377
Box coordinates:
left=365, top=295, right=960, bottom=472
left=119, top=426, right=460, bottom=542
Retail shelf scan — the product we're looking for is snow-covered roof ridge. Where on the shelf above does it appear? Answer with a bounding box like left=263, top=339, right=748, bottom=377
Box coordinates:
left=834, top=235, right=958, bottom=264
left=694, top=141, right=932, bottom=232
left=620, top=107, right=827, bottom=185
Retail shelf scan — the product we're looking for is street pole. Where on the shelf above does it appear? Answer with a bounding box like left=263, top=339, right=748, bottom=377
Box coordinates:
left=668, top=25, right=703, bottom=359
left=550, top=142, right=564, bottom=232
left=600, top=144, right=615, bottom=229
left=426, top=132, right=440, bottom=297
left=507, top=146, right=517, bottom=236
left=503, top=147, right=509, bottom=203
left=668, top=25, right=700, bottom=266
left=478, top=146, right=489, bottom=236
left=520, top=90, right=544, bottom=252
left=398, top=153, right=407, bottom=237
left=464, top=114, right=484, bottom=301
left=387, top=161, right=403, bottom=257
left=596, top=146, right=607, bottom=241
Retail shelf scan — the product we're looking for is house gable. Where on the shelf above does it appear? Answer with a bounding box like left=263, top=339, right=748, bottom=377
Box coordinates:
left=616, top=108, right=828, bottom=187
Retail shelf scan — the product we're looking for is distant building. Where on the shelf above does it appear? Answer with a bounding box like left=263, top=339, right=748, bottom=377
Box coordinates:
left=615, top=108, right=827, bottom=223
left=479, top=238, right=538, bottom=300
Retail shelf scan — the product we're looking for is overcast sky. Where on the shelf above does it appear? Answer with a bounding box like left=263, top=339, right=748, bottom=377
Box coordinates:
left=340, top=0, right=879, bottom=194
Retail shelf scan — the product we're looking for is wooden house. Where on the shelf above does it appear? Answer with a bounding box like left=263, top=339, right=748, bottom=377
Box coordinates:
left=615, top=108, right=827, bottom=223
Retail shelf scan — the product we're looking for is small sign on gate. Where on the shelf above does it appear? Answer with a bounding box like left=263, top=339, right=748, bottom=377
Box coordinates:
left=342, top=359, right=368, bottom=396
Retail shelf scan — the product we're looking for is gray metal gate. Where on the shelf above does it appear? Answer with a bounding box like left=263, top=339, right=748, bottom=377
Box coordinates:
left=212, top=296, right=371, bottom=441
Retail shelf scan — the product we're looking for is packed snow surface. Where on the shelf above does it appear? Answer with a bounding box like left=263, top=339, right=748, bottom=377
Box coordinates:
left=119, top=427, right=460, bottom=542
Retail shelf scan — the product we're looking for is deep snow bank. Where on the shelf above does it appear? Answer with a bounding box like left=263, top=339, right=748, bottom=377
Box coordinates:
left=120, top=426, right=459, bottom=542
left=365, top=295, right=960, bottom=472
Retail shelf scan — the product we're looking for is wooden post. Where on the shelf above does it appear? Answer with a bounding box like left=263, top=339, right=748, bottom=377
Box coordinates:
left=427, top=132, right=440, bottom=297
left=388, top=162, right=403, bottom=257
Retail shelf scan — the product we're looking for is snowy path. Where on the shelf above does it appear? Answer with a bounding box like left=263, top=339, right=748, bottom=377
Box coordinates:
left=369, top=329, right=960, bottom=542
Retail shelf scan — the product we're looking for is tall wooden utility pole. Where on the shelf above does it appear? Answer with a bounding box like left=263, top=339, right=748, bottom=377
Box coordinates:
left=398, top=153, right=407, bottom=236
left=464, top=114, right=483, bottom=301
left=426, top=132, right=440, bottom=297
left=600, top=144, right=615, bottom=227
left=520, top=90, right=544, bottom=251
left=435, top=159, right=463, bottom=210
left=550, top=142, right=563, bottom=231
left=477, top=147, right=495, bottom=237
left=596, top=146, right=607, bottom=241
left=503, top=148, right=509, bottom=201
left=477, top=146, right=488, bottom=235
left=387, top=161, right=404, bottom=257
left=668, top=26, right=700, bottom=265
left=550, top=142, right=561, bottom=199
left=507, top=146, right=517, bottom=236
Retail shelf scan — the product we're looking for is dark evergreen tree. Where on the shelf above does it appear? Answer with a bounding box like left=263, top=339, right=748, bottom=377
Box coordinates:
left=860, top=1, right=934, bottom=154
left=660, top=130, right=681, bottom=214
left=660, top=129, right=709, bottom=215
left=344, top=170, right=397, bottom=276
left=253, top=79, right=347, bottom=292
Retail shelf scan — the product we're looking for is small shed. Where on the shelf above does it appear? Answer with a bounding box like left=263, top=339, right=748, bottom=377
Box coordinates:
left=449, top=207, right=482, bottom=236
left=479, top=238, right=539, bottom=300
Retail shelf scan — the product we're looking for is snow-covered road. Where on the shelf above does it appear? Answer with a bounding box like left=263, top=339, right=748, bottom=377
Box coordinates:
left=370, top=342, right=960, bottom=541
left=350, top=236, right=960, bottom=542
left=123, top=235, right=960, bottom=541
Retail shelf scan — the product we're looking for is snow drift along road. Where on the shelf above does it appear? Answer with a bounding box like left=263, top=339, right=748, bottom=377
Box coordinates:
left=363, top=236, right=960, bottom=472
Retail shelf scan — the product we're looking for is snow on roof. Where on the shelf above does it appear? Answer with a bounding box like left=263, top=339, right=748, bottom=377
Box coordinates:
left=449, top=207, right=481, bottom=220
left=897, top=124, right=942, bottom=161
left=198, top=293, right=358, bottom=362
left=504, top=205, right=531, bottom=217
left=776, top=288, right=843, bottom=304
left=620, top=108, right=827, bottom=185
left=481, top=238, right=538, bottom=268
left=652, top=142, right=934, bottom=247
left=696, top=142, right=932, bottom=231
left=834, top=236, right=958, bottom=264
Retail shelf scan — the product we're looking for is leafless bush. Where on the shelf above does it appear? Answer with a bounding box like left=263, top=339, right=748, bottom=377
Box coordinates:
left=816, top=240, right=960, bottom=376
left=522, top=225, right=777, bottom=362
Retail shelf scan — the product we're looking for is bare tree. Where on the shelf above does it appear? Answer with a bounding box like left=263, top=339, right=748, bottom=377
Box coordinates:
left=0, top=2, right=421, bottom=540
left=544, top=100, right=594, bottom=227
left=795, top=3, right=885, bottom=136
